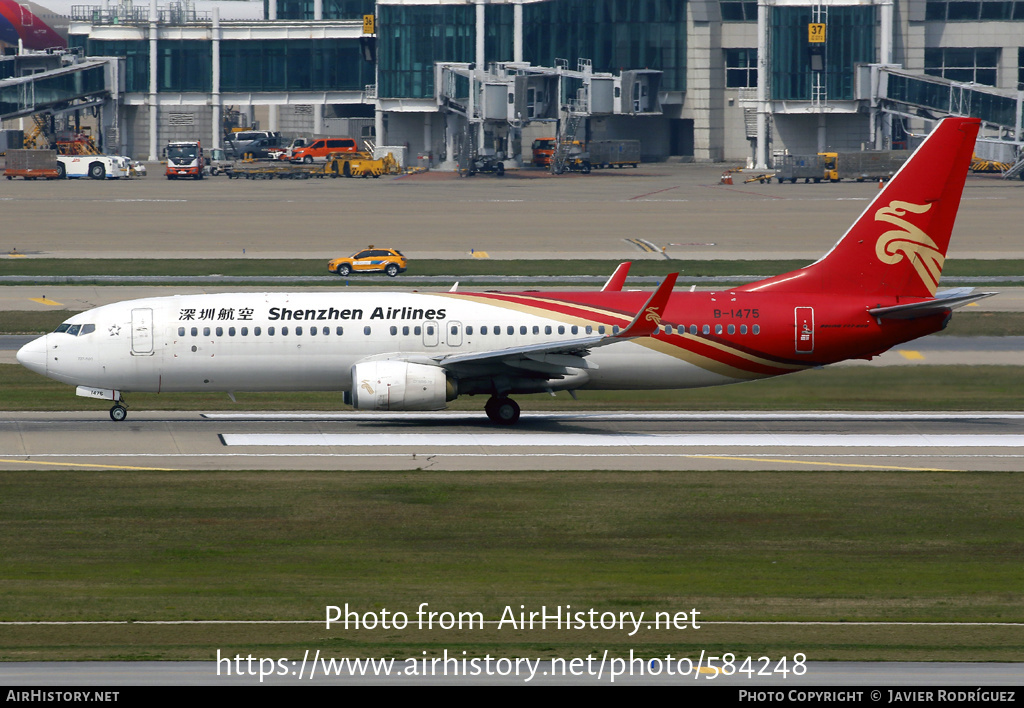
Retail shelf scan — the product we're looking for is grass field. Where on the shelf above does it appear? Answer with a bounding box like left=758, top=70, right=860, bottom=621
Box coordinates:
left=1, top=469, right=1022, bottom=661
left=4, top=257, right=1023, bottom=280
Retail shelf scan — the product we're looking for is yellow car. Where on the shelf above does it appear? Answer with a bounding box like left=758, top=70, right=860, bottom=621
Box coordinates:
left=329, top=246, right=407, bottom=277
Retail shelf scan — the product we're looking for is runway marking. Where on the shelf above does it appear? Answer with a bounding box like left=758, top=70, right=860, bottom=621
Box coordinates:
left=28, top=297, right=63, bottom=306
left=899, top=350, right=925, bottom=360
left=0, top=458, right=179, bottom=471
left=219, top=433, right=1024, bottom=448
left=202, top=411, right=1024, bottom=422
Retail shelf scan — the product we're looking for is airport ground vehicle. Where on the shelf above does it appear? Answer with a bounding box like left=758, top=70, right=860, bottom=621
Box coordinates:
left=205, top=148, right=233, bottom=176
left=57, top=154, right=130, bottom=179
left=224, top=130, right=281, bottom=157
left=165, top=140, right=205, bottom=180
left=238, top=136, right=286, bottom=160
left=16, top=118, right=992, bottom=425
left=531, top=138, right=557, bottom=167
left=464, top=154, right=505, bottom=176
left=328, top=246, right=407, bottom=276
left=4, top=149, right=60, bottom=179
left=292, top=137, right=358, bottom=163
left=325, top=152, right=400, bottom=178
left=589, top=140, right=641, bottom=169
left=820, top=150, right=908, bottom=182
left=775, top=154, right=826, bottom=183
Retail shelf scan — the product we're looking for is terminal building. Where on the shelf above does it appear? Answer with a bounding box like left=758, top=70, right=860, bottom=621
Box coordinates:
left=2, top=0, right=1023, bottom=170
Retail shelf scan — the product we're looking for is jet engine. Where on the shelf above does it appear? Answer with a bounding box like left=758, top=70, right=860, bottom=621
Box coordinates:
left=350, top=360, right=455, bottom=411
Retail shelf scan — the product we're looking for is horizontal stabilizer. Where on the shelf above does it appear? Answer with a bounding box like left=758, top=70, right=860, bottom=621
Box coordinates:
left=868, top=289, right=997, bottom=320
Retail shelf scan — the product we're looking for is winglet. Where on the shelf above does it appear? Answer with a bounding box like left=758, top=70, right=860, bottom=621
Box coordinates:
left=614, top=273, right=678, bottom=338
left=601, top=262, right=632, bottom=292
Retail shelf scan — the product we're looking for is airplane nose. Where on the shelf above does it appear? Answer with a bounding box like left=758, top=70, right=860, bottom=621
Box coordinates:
left=16, top=335, right=48, bottom=376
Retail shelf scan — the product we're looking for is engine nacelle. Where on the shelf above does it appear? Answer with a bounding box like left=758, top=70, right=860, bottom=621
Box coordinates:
left=350, top=360, right=454, bottom=411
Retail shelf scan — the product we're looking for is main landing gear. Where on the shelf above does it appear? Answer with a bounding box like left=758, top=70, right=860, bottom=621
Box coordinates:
left=484, top=396, right=520, bottom=425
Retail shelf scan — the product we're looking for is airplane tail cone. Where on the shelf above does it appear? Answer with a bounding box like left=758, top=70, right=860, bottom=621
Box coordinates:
left=741, top=117, right=980, bottom=298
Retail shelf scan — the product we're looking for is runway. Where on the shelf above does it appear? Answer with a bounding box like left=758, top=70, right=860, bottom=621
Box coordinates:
left=3, top=410, right=1023, bottom=472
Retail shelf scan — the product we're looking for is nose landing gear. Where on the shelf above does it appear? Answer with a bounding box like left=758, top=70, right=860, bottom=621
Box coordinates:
left=109, top=398, right=128, bottom=422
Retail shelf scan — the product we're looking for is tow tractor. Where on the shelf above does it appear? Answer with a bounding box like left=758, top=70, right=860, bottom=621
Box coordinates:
left=463, top=153, right=505, bottom=177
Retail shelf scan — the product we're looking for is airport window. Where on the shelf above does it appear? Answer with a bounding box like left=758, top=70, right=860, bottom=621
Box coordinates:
left=926, top=1, right=1024, bottom=20
left=157, top=40, right=212, bottom=92
left=925, top=48, right=999, bottom=86
left=725, top=49, right=758, bottom=88
left=273, top=0, right=375, bottom=21
left=1020, top=48, right=1024, bottom=88
left=377, top=4, right=475, bottom=98
left=771, top=5, right=875, bottom=101
left=220, top=38, right=371, bottom=93
left=178, top=327, right=186, bottom=337
left=521, top=0, right=687, bottom=91
left=721, top=0, right=757, bottom=21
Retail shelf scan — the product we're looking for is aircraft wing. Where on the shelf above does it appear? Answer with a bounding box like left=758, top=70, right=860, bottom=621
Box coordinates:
left=868, top=288, right=997, bottom=320
left=431, top=273, right=678, bottom=375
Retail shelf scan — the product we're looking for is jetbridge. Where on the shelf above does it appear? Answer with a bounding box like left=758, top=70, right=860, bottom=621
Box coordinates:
left=436, top=59, right=661, bottom=171
left=0, top=52, right=120, bottom=152
left=862, top=64, right=1024, bottom=179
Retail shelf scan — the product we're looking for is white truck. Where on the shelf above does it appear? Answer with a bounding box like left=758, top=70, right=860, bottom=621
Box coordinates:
left=56, top=154, right=131, bottom=179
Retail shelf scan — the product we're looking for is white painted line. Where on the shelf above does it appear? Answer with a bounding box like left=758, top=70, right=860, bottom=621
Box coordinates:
left=220, top=433, right=1024, bottom=448
left=203, top=411, right=1024, bottom=422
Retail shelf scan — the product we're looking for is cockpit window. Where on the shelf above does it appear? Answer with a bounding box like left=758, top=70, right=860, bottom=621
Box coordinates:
left=53, top=323, right=95, bottom=336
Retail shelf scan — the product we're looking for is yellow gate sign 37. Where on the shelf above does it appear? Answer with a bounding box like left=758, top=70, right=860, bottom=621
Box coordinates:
left=808, top=23, right=826, bottom=43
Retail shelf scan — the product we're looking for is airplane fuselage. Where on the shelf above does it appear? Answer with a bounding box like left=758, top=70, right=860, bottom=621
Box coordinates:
left=23, top=288, right=946, bottom=396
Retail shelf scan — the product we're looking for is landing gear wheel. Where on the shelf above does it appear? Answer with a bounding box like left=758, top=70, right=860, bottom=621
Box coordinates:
left=110, top=404, right=128, bottom=422
left=485, top=396, right=520, bottom=425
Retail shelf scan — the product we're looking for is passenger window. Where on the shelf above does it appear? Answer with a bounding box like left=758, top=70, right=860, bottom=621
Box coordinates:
left=728, top=325, right=735, bottom=334
left=571, top=326, right=578, bottom=335
left=506, top=326, right=514, bottom=335
left=558, top=326, right=565, bottom=334
left=519, top=326, right=526, bottom=335
left=753, top=325, right=760, bottom=335
left=178, top=327, right=185, bottom=336
left=403, top=326, right=410, bottom=335
left=612, top=326, right=620, bottom=334
left=241, top=327, right=248, bottom=336
left=255, top=327, right=262, bottom=336
left=585, top=325, right=592, bottom=334
left=191, top=327, right=198, bottom=336
left=310, top=327, right=317, bottom=336
left=322, top=327, right=329, bottom=335
left=702, top=325, right=710, bottom=335
left=599, top=325, right=606, bottom=334
left=741, top=325, right=747, bottom=335
left=715, top=324, right=723, bottom=335
left=391, top=326, right=398, bottom=335
left=336, top=326, right=343, bottom=336
left=545, top=325, right=552, bottom=335
left=268, top=327, right=275, bottom=336
left=295, top=326, right=302, bottom=335
left=533, top=326, right=539, bottom=335
left=216, top=327, right=223, bottom=337
left=481, top=326, right=488, bottom=335
left=426, top=325, right=435, bottom=335
left=465, top=326, right=472, bottom=335
left=364, top=326, right=371, bottom=335
left=203, top=327, right=211, bottom=336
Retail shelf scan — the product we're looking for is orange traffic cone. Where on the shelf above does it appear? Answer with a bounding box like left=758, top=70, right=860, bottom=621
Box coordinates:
left=721, top=173, right=733, bottom=185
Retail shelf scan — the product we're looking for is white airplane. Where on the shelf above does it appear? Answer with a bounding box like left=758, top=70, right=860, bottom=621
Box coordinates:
left=17, top=117, right=995, bottom=424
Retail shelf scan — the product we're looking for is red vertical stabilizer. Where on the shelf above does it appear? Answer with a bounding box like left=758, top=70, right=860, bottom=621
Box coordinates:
left=740, top=117, right=980, bottom=298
